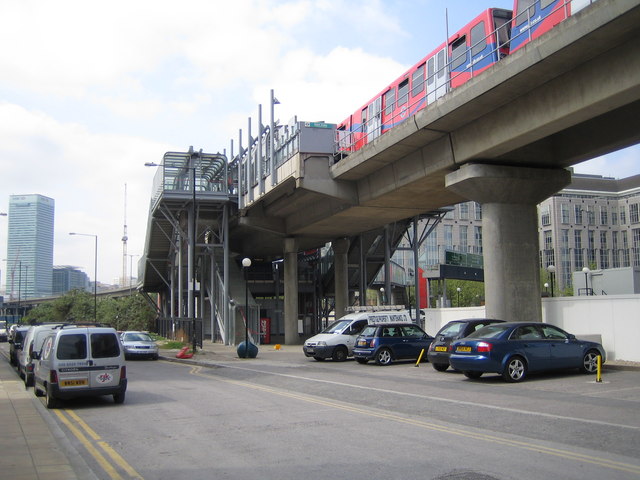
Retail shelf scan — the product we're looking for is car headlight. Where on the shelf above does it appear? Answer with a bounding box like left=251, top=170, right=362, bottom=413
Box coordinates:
left=317, top=341, right=327, bottom=346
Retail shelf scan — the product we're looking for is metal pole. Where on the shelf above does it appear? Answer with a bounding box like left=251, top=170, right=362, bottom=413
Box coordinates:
left=191, top=163, right=197, bottom=353
left=93, top=235, right=97, bottom=321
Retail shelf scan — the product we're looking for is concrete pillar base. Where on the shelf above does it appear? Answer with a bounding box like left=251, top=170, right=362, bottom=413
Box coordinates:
left=283, top=237, right=300, bottom=344
left=332, top=237, right=350, bottom=322
left=446, top=164, right=571, bottom=322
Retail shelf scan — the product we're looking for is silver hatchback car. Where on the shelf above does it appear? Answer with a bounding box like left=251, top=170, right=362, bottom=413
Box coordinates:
left=120, top=331, right=159, bottom=360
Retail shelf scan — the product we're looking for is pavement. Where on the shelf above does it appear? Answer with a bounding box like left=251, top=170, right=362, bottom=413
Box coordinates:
left=0, top=340, right=638, bottom=480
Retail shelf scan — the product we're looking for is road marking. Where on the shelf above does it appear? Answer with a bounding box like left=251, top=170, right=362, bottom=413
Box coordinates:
left=187, top=366, right=640, bottom=477
left=55, top=409, right=144, bottom=480
left=196, top=362, right=640, bottom=431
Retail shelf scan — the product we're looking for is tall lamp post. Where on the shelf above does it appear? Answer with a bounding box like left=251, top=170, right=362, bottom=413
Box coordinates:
left=379, top=287, right=385, bottom=305
left=456, top=287, right=461, bottom=307
left=582, top=266, right=590, bottom=295
left=69, top=232, right=98, bottom=322
left=547, top=264, right=556, bottom=297
left=242, top=257, right=252, bottom=357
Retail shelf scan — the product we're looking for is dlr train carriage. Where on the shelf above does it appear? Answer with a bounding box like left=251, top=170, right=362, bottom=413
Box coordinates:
left=336, top=0, right=597, bottom=155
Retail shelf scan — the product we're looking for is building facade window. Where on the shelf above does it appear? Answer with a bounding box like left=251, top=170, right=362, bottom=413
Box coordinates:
left=459, top=225, right=468, bottom=252
left=541, top=205, right=551, bottom=226
left=633, top=228, right=640, bottom=267
left=459, top=202, right=469, bottom=220
left=599, top=205, right=608, bottom=225
left=630, top=203, right=640, bottom=224
left=474, top=202, right=482, bottom=220
left=574, top=230, right=583, bottom=270
left=620, top=205, right=627, bottom=225
left=574, top=205, right=583, bottom=224
left=600, top=231, right=609, bottom=269
left=474, top=226, right=483, bottom=254
left=612, top=231, right=620, bottom=268
left=622, top=230, right=630, bottom=267
left=561, top=203, right=570, bottom=223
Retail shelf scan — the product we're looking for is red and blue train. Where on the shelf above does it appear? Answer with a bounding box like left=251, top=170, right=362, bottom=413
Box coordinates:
left=336, top=0, right=595, bottom=153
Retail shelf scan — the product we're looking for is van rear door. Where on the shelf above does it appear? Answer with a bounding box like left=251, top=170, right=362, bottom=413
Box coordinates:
left=56, top=330, right=91, bottom=389
left=88, top=330, right=123, bottom=389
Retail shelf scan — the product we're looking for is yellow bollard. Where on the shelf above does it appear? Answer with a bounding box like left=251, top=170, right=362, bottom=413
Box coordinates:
left=596, top=354, right=602, bottom=383
left=415, top=349, right=425, bottom=367
left=274, top=344, right=281, bottom=350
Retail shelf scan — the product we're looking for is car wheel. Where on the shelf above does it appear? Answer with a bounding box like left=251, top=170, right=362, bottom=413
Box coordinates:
left=502, top=356, right=527, bottom=382
left=332, top=346, right=348, bottom=362
left=432, top=363, right=449, bottom=372
left=313, top=356, right=325, bottom=361
left=113, top=392, right=126, bottom=404
left=45, top=385, right=58, bottom=409
left=375, top=348, right=393, bottom=366
left=356, top=358, right=368, bottom=364
left=580, top=349, right=600, bottom=374
left=463, top=371, right=483, bottom=379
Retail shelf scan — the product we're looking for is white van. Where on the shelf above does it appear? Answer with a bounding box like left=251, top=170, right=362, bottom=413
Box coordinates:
left=18, top=323, right=62, bottom=387
left=303, top=306, right=411, bottom=361
left=33, top=325, right=127, bottom=408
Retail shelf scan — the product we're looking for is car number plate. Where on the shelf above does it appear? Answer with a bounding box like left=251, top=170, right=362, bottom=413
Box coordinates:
left=434, top=346, right=447, bottom=352
left=60, top=379, right=88, bottom=387
left=456, top=346, right=472, bottom=352
left=357, top=340, right=367, bottom=346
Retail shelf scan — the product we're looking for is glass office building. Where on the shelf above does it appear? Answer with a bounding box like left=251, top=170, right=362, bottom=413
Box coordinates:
left=5, top=194, right=55, bottom=299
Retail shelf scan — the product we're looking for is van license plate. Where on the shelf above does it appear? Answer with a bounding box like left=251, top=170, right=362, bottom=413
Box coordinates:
left=60, top=379, right=88, bottom=387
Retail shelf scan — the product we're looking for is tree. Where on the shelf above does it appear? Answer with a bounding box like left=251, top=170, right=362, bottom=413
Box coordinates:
left=23, top=290, right=156, bottom=331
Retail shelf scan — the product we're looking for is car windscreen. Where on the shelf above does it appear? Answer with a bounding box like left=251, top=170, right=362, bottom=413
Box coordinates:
left=466, top=324, right=510, bottom=339
left=123, top=332, right=152, bottom=342
left=321, top=320, right=352, bottom=334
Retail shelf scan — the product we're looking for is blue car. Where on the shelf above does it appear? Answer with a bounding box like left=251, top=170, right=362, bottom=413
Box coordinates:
left=449, top=322, right=606, bottom=382
left=353, top=323, right=434, bottom=366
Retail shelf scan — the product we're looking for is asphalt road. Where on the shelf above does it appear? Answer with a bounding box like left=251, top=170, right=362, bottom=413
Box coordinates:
left=36, top=353, right=640, bottom=480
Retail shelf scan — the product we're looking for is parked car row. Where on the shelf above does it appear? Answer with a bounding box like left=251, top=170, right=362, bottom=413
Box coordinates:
left=303, top=311, right=607, bottom=383
left=5, top=324, right=158, bottom=408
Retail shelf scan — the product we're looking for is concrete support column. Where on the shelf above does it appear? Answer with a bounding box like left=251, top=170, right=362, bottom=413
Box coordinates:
left=446, top=164, right=571, bottom=322
left=283, top=237, right=299, bottom=345
left=332, top=238, right=350, bottom=322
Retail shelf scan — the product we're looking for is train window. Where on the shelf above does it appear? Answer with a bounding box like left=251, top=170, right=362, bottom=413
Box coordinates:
left=412, top=64, right=425, bottom=97
left=427, top=57, right=435, bottom=85
left=451, top=36, right=467, bottom=70
left=471, top=22, right=486, bottom=56
left=384, top=88, right=395, bottom=115
left=494, top=15, right=512, bottom=50
left=541, top=0, right=555, bottom=8
left=398, top=79, right=409, bottom=106
left=515, top=0, right=536, bottom=26
left=437, top=50, right=446, bottom=78
left=361, top=107, right=367, bottom=133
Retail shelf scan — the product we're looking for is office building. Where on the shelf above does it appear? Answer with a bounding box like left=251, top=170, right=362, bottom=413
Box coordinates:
left=53, top=266, right=90, bottom=295
left=5, top=194, right=55, bottom=299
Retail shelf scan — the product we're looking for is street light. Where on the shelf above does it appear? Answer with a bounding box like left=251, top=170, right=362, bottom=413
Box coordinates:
left=69, top=232, right=98, bottom=321
left=544, top=282, right=549, bottom=295
left=242, top=257, right=252, bottom=357
left=456, top=287, right=461, bottom=307
left=379, top=287, right=385, bottom=305
left=546, top=264, right=556, bottom=297
left=582, top=266, right=590, bottom=295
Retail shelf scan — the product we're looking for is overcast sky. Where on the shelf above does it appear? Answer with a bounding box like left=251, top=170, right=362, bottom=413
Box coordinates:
left=1, top=0, right=637, bottom=287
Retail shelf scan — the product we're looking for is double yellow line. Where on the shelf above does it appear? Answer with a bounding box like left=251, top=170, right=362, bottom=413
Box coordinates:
left=54, top=409, right=144, bottom=480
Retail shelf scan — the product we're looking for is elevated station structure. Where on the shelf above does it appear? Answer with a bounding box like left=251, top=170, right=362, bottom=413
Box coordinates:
left=140, top=0, right=640, bottom=346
